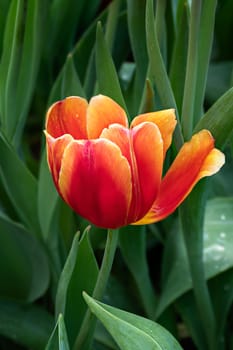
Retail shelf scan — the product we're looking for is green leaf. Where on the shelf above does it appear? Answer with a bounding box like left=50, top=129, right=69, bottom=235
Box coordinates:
left=126, top=0, right=148, bottom=114
left=48, top=53, right=85, bottom=106
left=55, top=228, right=99, bottom=347
left=175, top=292, right=206, bottom=350
left=72, top=7, right=108, bottom=84
left=145, top=0, right=183, bottom=149
left=48, top=0, right=85, bottom=62
left=0, top=1, right=10, bottom=56
left=156, top=197, right=233, bottom=317
left=37, top=149, right=58, bottom=239
left=46, top=314, right=70, bottom=350
left=145, top=0, right=176, bottom=110
left=119, top=226, right=157, bottom=318
left=208, top=269, right=233, bottom=349
left=0, top=0, right=46, bottom=146
left=0, top=212, right=49, bottom=302
left=0, top=0, right=24, bottom=134
left=96, top=22, right=127, bottom=112
left=169, top=1, right=188, bottom=114
left=138, top=78, right=155, bottom=114
left=0, top=132, right=40, bottom=236
left=84, top=293, right=183, bottom=350
left=205, top=61, right=233, bottom=105
left=194, top=87, right=233, bottom=149
left=193, top=0, right=218, bottom=122
left=0, top=298, right=53, bottom=350
left=13, top=0, right=46, bottom=146
left=176, top=268, right=233, bottom=350
left=94, top=321, right=119, bottom=350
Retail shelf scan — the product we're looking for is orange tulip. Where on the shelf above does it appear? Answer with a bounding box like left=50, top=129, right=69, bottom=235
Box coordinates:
left=45, top=95, right=225, bottom=229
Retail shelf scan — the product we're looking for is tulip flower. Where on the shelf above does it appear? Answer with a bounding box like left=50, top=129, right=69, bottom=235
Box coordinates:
left=45, top=95, right=225, bottom=229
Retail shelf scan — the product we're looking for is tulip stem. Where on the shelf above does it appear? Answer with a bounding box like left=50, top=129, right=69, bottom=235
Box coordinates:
left=180, top=181, right=216, bottom=350
left=193, top=0, right=217, bottom=124
left=73, top=228, right=119, bottom=350
left=181, top=0, right=202, bottom=140
left=145, top=0, right=184, bottom=151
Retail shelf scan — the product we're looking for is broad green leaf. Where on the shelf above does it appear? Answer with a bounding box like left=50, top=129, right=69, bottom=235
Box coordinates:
left=176, top=269, right=233, bottom=350
left=0, top=132, right=40, bottom=236
left=13, top=0, right=46, bottom=146
left=96, top=22, right=127, bottom=112
left=208, top=269, right=233, bottom=349
left=179, top=180, right=215, bottom=348
left=38, top=149, right=58, bottom=239
left=94, top=321, right=119, bottom=350
left=0, top=0, right=45, bottom=146
left=0, top=212, right=49, bottom=302
left=46, top=314, right=70, bottom=350
left=0, top=0, right=23, bottom=133
left=119, top=226, right=157, bottom=318
left=194, top=87, right=233, bottom=149
left=0, top=299, right=53, bottom=350
left=176, top=292, right=206, bottom=350
left=156, top=197, right=233, bottom=317
left=56, top=228, right=99, bottom=347
left=0, top=1, right=10, bottom=56
left=84, top=293, right=183, bottom=350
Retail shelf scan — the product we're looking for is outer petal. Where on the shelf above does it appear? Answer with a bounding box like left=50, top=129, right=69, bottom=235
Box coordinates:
left=134, top=130, right=225, bottom=224
left=100, top=122, right=163, bottom=223
left=87, top=95, right=128, bottom=139
left=58, top=139, right=132, bottom=229
left=46, top=96, right=88, bottom=139
left=45, top=132, right=73, bottom=187
left=131, top=109, right=177, bottom=157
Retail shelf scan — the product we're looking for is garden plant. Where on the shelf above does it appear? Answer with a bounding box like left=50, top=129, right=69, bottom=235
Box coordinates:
left=0, top=1, right=233, bottom=350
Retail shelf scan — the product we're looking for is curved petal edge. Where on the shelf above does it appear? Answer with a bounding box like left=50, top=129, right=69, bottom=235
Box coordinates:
left=133, top=130, right=225, bottom=225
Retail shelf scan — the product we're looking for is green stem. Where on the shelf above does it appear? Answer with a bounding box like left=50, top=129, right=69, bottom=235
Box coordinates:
left=193, top=0, right=217, bottom=123
left=126, top=0, right=148, bottom=115
left=105, top=0, right=121, bottom=51
left=180, top=181, right=216, bottom=350
left=155, top=0, right=167, bottom=63
left=146, top=0, right=184, bottom=150
left=73, top=229, right=119, bottom=350
left=181, top=0, right=202, bottom=140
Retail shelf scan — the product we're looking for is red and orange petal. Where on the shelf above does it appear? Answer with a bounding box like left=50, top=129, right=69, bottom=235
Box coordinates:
left=87, top=95, right=129, bottom=139
left=100, top=122, right=163, bottom=222
left=131, top=109, right=177, bottom=157
left=134, top=130, right=225, bottom=225
left=45, top=132, right=73, bottom=186
left=46, top=96, right=88, bottom=139
left=58, top=138, right=132, bottom=229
